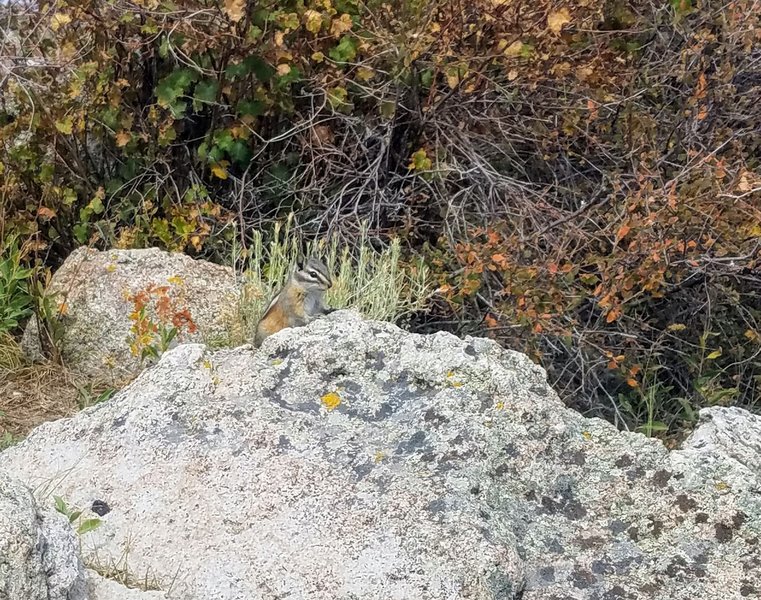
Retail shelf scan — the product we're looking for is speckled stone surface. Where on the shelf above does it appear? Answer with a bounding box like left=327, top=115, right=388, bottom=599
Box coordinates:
left=3, top=311, right=760, bottom=599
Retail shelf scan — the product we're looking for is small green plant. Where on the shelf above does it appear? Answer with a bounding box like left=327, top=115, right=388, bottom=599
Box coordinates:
left=0, top=238, right=33, bottom=335
left=75, top=383, right=116, bottom=409
left=28, top=269, right=67, bottom=364
left=0, top=412, right=19, bottom=451
left=53, top=495, right=102, bottom=535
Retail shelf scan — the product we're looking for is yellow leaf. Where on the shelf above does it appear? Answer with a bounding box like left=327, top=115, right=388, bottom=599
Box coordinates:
left=667, top=323, right=687, bottom=332
left=115, top=131, right=131, bottom=147
left=357, top=67, right=375, bottom=81
left=223, top=0, right=246, bottom=22
left=321, top=391, right=341, bottom=411
left=210, top=161, right=230, bottom=180
left=547, top=8, right=571, bottom=34
left=706, top=349, right=722, bottom=360
left=502, top=40, right=524, bottom=57
left=55, top=118, right=73, bottom=135
left=744, top=329, right=759, bottom=342
left=312, top=51, right=325, bottom=63
left=51, top=12, right=72, bottom=31
left=304, top=9, right=323, bottom=34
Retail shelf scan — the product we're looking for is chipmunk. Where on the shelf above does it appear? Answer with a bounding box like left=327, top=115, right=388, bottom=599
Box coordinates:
left=254, top=257, right=334, bottom=347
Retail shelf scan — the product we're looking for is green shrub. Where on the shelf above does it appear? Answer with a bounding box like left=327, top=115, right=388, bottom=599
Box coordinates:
left=0, top=239, right=33, bottom=335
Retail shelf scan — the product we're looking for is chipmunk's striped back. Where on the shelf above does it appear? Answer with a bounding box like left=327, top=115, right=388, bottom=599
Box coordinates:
left=254, top=258, right=334, bottom=347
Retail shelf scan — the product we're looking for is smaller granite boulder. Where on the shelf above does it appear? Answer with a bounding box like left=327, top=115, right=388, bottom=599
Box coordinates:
left=0, top=471, right=87, bottom=600
left=22, top=247, right=241, bottom=379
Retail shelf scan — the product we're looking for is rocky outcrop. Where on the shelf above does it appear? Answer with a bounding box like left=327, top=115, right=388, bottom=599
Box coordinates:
left=4, top=311, right=761, bottom=599
left=22, top=247, right=240, bottom=379
left=0, top=471, right=87, bottom=600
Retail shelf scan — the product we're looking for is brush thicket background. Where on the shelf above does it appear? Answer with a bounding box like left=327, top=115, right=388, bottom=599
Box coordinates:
left=1, top=0, right=760, bottom=442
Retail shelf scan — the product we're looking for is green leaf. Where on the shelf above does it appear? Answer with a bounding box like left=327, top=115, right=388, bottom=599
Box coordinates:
left=226, top=56, right=274, bottom=82
left=706, top=349, right=722, bottom=360
left=156, top=68, right=198, bottom=108
left=329, top=36, right=357, bottom=62
left=73, top=224, right=89, bottom=244
left=54, top=496, right=68, bottom=515
left=237, top=100, right=265, bottom=118
left=76, top=518, right=102, bottom=535
left=194, top=80, right=219, bottom=105
left=228, top=140, right=252, bottom=165
left=327, top=86, right=349, bottom=109
left=214, top=130, right=235, bottom=152
left=68, top=510, right=82, bottom=524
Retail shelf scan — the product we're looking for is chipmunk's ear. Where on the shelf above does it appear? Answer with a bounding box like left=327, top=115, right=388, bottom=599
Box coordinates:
left=295, top=257, right=304, bottom=271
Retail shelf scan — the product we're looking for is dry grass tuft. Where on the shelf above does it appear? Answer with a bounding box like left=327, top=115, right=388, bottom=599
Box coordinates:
left=0, top=334, right=118, bottom=445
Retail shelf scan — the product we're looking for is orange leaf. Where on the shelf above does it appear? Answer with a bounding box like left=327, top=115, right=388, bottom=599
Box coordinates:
left=115, top=131, right=131, bottom=147
left=626, top=378, right=639, bottom=388
left=606, top=308, right=620, bottom=323
left=547, top=262, right=558, bottom=275
left=37, top=206, right=57, bottom=220
left=616, top=224, right=631, bottom=242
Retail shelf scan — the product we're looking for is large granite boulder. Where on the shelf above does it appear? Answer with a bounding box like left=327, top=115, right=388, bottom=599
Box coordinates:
left=22, top=247, right=240, bottom=379
left=0, top=471, right=87, bottom=600
left=3, top=311, right=761, bottom=599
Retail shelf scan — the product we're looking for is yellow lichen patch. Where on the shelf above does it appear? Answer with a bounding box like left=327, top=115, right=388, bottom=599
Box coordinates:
left=373, top=451, right=386, bottom=463
left=202, top=360, right=213, bottom=370
left=105, top=263, right=117, bottom=273
left=321, top=391, right=341, bottom=411
left=495, top=401, right=505, bottom=410
left=582, top=431, right=592, bottom=441
left=271, top=358, right=283, bottom=366
left=167, top=275, right=184, bottom=285
left=715, top=481, right=730, bottom=492
left=446, top=370, right=455, bottom=378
